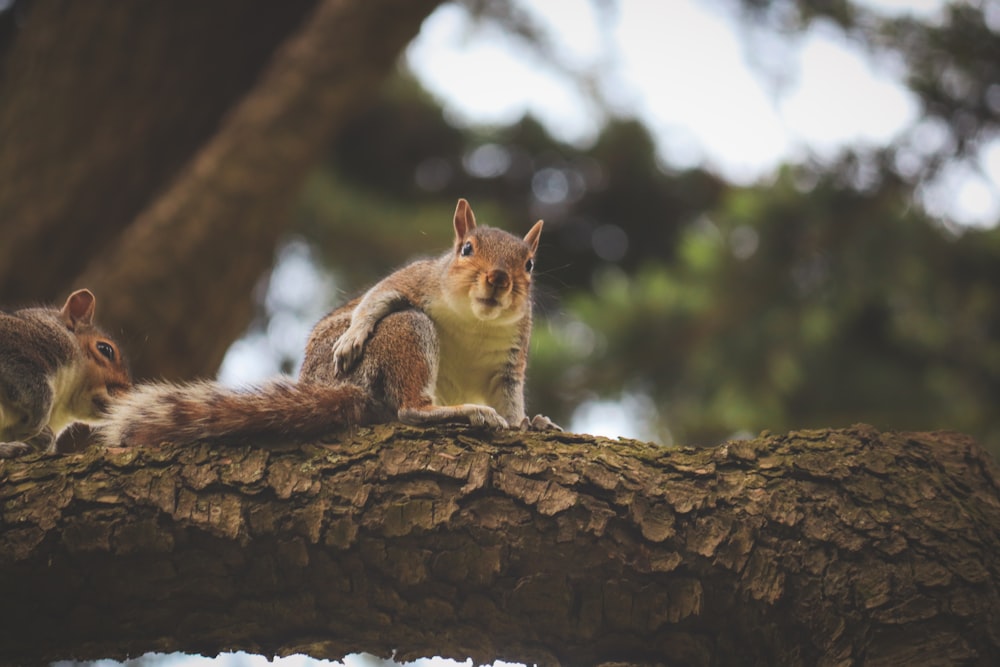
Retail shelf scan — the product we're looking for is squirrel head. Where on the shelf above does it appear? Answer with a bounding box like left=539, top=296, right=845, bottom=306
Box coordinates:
left=445, top=198, right=543, bottom=324
left=60, top=289, right=132, bottom=417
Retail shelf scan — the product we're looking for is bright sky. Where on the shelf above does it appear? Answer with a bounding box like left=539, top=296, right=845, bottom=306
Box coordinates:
left=407, top=0, right=1000, bottom=228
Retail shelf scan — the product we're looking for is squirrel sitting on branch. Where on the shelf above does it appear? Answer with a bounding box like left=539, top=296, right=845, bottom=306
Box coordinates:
left=101, top=198, right=559, bottom=447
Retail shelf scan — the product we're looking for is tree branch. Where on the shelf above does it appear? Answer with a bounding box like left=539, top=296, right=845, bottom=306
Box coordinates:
left=0, top=0, right=318, bottom=303
left=0, top=0, right=443, bottom=380
left=1, top=425, right=998, bottom=666
left=78, top=0, right=442, bottom=380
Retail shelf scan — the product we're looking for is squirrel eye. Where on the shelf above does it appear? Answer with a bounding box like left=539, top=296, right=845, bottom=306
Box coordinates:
left=96, top=341, right=116, bottom=362
left=461, top=241, right=473, bottom=257
left=525, top=258, right=535, bottom=273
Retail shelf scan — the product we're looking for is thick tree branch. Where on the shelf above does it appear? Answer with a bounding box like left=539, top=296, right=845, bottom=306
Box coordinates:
left=0, top=0, right=318, bottom=302
left=77, top=0, right=442, bottom=380
left=1, top=425, right=998, bottom=666
left=0, top=0, right=442, bottom=379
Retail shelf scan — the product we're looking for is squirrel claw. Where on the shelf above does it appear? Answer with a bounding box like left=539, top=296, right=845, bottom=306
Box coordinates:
left=468, top=406, right=508, bottom=430
left=331, top=326, right=369, bottom=377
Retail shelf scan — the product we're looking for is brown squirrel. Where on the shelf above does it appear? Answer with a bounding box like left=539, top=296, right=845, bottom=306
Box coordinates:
left=100, top=198, right=559, bottom=447
left=0, top=289, right=131, bottom=457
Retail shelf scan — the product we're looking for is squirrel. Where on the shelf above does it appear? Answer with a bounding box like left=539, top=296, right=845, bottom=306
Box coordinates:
left=100, top=198, right=559, bottom=448
left=0, top=289, right=131, bottom=458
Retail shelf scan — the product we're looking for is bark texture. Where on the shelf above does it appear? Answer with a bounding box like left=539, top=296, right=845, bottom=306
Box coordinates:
left=1, top=424, right=998, bottom=666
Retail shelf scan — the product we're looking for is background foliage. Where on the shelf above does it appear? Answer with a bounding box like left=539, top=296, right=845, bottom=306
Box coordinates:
left=268, top=0, right=1000, bottom=452
left=1, top=0, right=997, bottom=455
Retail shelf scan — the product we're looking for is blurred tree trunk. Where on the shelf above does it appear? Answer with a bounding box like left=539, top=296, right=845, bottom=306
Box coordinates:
left=0, top=0, right=442, bottom=380
left=0, top=0, right=316, bottom=300
left=1, top=425, right=997, bottom=666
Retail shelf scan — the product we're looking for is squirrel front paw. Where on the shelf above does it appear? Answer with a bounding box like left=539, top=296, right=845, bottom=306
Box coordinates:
left=0, top=441, right=33, bottom=458
left=520, top=414, right=562, bottom=432
left=331, top=325, right=371, bottom=376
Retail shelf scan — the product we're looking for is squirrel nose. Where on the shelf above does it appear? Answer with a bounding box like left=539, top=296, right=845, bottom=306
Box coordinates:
left=486, top=269, right=510, bottom=290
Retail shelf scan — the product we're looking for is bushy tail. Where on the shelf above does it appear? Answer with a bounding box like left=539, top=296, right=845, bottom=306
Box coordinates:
left=99, top=379, right=371, bottom=447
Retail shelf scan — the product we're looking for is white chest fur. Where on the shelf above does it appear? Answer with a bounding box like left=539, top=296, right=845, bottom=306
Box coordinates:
left=47, top=359, right=87, bottom=434
left=426, top=301, right=519, bottom=408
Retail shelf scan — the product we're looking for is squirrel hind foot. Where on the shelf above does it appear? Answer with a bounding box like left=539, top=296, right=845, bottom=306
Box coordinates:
left=399, top=404, right=509, bottom=430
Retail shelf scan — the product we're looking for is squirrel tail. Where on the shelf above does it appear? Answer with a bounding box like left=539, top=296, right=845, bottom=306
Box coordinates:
left=99, top=379, right=371, bottom=447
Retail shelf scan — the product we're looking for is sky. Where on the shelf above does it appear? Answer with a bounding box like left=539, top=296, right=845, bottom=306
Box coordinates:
left=54, top=652, right=487, bottom=667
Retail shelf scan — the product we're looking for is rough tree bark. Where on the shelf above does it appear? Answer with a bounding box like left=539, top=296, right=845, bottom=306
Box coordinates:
left=1, top=424, right=997, bottom=666
left=0, top=0, right=443, bottom=380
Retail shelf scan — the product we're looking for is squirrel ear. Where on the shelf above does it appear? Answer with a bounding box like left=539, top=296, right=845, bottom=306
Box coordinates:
left=453, top=198, right=477, bottom=243
left=61, top=289, right=96, bottom=328
left=524, top=220, right=544, bottom=254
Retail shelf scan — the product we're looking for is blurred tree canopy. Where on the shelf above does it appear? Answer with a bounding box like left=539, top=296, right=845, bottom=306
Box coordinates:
left=291, top=1, right=1000, bottom=453
left=0, top=0, right=997, bottom=454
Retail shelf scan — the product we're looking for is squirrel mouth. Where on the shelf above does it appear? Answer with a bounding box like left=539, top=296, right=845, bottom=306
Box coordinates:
left=476, top=297, right=500, bottom=308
